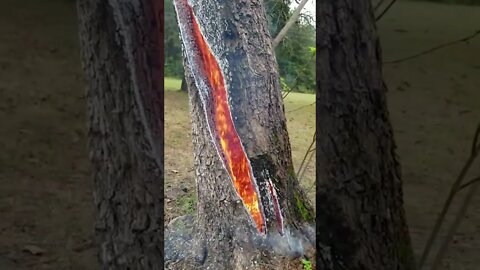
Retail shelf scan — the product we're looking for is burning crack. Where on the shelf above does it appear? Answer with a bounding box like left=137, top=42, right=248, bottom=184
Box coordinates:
left=174, top=0, right=284, bottom=236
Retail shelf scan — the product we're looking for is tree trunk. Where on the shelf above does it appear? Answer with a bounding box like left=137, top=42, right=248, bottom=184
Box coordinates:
left=180, top=76, right=188, bottom=92
left=168, top=0, right=315, bottom=269
left=316, top=0, right=416, bottom=269
left=77, top=1, right=164, bottom=269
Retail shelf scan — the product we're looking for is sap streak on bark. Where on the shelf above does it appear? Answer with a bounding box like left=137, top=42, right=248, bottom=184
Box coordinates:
left=316, top=0, right=416, bottom=269
left=77, top=0, right=164, bottom=269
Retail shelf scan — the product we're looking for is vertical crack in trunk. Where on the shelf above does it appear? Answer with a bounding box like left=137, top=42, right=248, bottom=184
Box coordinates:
left=175, top=0, right=286, bottom=236
left=267, top=178, right=284, bottom=235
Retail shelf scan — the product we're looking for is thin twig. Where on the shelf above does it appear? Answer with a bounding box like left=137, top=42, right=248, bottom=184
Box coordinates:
left=282, top=55, right=315, bottom=100
left=418, top=122, right=480, bottom=268
left=287, top=101, right=316, bottom=113
left=418, top=155, right=477, bottom=268
left=458, top=176, right=480, bottom=191
left=431, top=179, right=480, bottom=270
left=298, top=150, right=314, bottom=182
left=306, top=175, right=316, bottom=193
left=374, top=0, right=387, bottom=12
left=375, top=0, right=397, bottom=21
left=385, top=30, right=480, bottom=64
left=471, top=123, right=480, bottom=155
left=296, top=132, right=316, bottom=177
left=282, top=79, right=300, bottom=100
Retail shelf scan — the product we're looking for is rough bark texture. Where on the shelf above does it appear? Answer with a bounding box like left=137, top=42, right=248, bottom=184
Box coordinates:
left=167, top=0, right=315, bottom=269
left=316, top=0, right=416, bottom=269
left=77, top=0, right=164, bottom=269
left=180, top=76, right=188, bottom=92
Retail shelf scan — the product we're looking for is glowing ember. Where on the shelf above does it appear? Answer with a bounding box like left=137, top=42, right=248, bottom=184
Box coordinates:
left=185, top=5, right=266, bottom=233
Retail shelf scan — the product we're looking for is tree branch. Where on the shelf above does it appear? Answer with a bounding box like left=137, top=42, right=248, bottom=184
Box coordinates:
left=374, top=0, right=387, bottom=12
left=282, top=79, right=300, bottom=99
left=298, top=150, right=315, bottom=183
left=375, top=0, right=397, bottom=21
left=471, top=122, right=480, bottom=155
left=272, top=0, right=310, bottom=48
left=418, top=122, right=480, bottom=268
left=282, top=54, right=315, bottom=100
left=296, top=131, right=316, bottom=179
left=287, top=101, right=315, bottom=113
left=385, top=29, right=480, bottom=64
left=458, top=176, right=480, bottom=191
left=431, top=176, right=480, bottom=270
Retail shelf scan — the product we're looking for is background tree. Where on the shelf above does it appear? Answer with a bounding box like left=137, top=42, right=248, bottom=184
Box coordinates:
left=165, top=0, right=184, bottom=78
left=164, top=0, right=316, bottom=93
left=77, top=1, right=164, bottom=269
left=316, top=0, right=416, bottom=269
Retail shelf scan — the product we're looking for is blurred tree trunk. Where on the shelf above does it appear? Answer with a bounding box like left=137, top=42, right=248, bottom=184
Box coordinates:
left=316, top=0, right=416, bottom=269
left=77, top=0, right=164, bottom=269
left=169, top=0, right=314, bottom=269
left=180, top=76, right=187, bottom=92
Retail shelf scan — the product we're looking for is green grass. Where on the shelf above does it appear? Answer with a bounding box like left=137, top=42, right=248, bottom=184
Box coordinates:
left=177, top=194, right=197, bottom=215
left=165, top=77, right=182, bottom=91
left=301, top=258, right=312, bottom=270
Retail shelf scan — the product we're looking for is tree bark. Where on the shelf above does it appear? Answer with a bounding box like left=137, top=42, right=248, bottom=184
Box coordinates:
left=168, top=0, right=315, bottom=269
left=77, top=0, right=164, bottom=269
left=316, top=0, right=416, bottom=269
left=180, top=76, right=188, bottom=92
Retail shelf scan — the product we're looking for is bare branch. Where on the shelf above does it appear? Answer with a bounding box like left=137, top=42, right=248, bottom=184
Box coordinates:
left=299, top=13, right=315, bottom=24
left=471, top=122, right=480, bottom=155
left=374, top=0, right=387, bottom=12
left=431, top=178, right=480, bottom=270
left=287, top=101, right=315, bottom=113
left=418, top=122, right=480, bottom=268
left=296, top=132, right=316, bottom=178
left=375, top=0, right=397, bottom=21
left=298, top=150, right=314, bottom=182
left=272, top=0, right=309, bottom=48
left=385, top=30, right=480, bottom=64
left=458, top=176, right=480, bottom=191
left=281, top=54, right=315, bottom=100
left=282, top=79, right=300, bottom=99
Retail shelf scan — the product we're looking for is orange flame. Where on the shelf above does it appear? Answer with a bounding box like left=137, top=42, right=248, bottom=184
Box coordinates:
left=188, top=7, right=265, bottom=233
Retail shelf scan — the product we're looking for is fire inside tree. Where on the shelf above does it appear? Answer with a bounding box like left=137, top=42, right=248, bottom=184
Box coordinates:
left=174, top=0, right=285, bottom=236
left=170, top=0, right=315, bottom=268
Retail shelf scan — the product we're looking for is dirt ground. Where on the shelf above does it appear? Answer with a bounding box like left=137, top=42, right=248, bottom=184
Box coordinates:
left=0, top=0, right=479, bottom=269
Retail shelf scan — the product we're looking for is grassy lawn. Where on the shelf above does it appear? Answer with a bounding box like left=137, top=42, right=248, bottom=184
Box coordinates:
left=164, top=77, right=316, bottom=221
left=165, top=77, right=182, bottom=91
